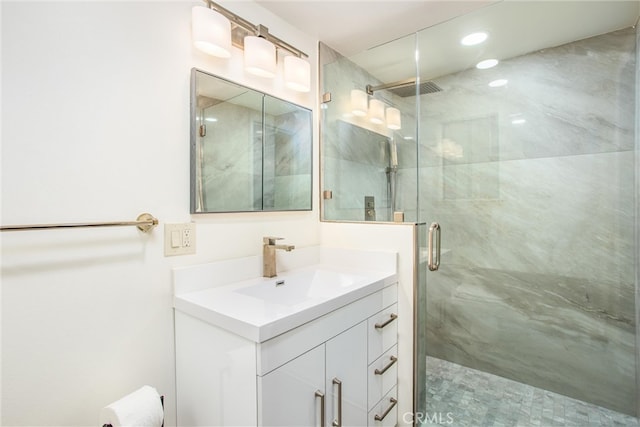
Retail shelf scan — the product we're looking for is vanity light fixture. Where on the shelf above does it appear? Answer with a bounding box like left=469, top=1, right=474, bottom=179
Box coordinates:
left=386, top=107, right=402, bottom=130
left=476, top=59, right=499, bottom=69
left=284, top=55, right=311, bottom=92
left=461, top=32, right=488, bottom=46
left=369, top=99, right=385, bottom=125
left=192, top=6, right=232, bottom=58
left=351, top=89, right=368, bottom=117
left=192, top=0, right=310, bottom=92
left=244, top=34, right=276, bottom=78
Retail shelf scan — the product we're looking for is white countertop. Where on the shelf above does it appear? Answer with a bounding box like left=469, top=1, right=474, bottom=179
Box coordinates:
left=173, top=247, right=397, bottom=342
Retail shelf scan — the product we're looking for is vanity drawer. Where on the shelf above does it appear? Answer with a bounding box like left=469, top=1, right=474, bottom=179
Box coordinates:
left=368, top=344, right=397, bottom=411
left=367, top=303, right=398, bottom=364
left=368, top=386, right=397, bottom=427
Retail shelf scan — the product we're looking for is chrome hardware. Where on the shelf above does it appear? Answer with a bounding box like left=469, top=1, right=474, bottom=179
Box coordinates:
left=364, top=196, right=376, bottom=221
left=374, top=356, right=398, bottom=375
left=0, top=212, right=159, bottom=234
left=199, top=124, right=206, bottom=137
left=323, top=190, right=333, bottom=200
left=315, top=390, right=325, bottom=427
left=332, top=378, right=342, bottom=427
left=263, top=236, right=295, bottom=278
left=428, top=222, right=441, bottom=271
left=374, top=313, right=398, bottom=329
left=322, top=92, right=332, bottom=103
left=374, top=397, right=398, bottom=422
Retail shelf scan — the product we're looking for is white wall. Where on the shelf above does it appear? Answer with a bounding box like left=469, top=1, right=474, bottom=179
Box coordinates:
left=320, top=222, right=417, bottom=427
left=1, top=1, right=319, bottom=425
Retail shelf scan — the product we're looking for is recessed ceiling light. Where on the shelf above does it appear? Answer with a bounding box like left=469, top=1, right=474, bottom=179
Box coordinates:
left=489, top=79, right=508, bottom=87
left=512, top=118, right=526, bottom=125
left=205, top=117, right=218, bottom=122
left=461, top=32, right=488, bottom=46
left=476, top=59, right=499, bottom=69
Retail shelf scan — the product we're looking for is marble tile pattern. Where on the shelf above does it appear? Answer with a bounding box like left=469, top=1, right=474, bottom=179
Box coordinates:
left=420, top=28, right=637, bottom=415
left=423, top=356, right=639, bottom=426
left=200, top=102, right=311, bottom=211
left=320, top=42, right=417, bottom=221
left=201, top=102, right=260, bottom=211
left=320, top=26, right=637, bottom=414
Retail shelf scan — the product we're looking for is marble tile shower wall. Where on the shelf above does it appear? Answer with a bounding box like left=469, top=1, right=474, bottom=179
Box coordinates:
left=421, top=28, right=637, bottom=415
left=202, top=105, right=310, bottom=211
left=202, top=102, right=259, bottom=211
left=320, top=42, right=417, bottom=221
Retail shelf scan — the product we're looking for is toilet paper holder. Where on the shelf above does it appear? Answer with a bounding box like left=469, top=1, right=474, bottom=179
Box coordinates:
left=102, top=395, right=164, bottom=427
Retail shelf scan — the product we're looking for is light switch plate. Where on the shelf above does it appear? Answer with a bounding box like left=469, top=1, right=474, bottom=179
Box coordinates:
left=164, top=223, right=196, bottom=256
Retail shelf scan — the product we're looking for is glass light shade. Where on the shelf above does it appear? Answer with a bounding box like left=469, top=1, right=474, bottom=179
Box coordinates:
left=244, top=36, right=276, bottom=78
left=369, top=99, right=385, bottom=125
left=191, top=6, right=232, bottom=58
left=386, top=107, right=402, bottom=130
left=351, top=89, right=368, bottom=116
left=284, top=56, right=311, bottom=92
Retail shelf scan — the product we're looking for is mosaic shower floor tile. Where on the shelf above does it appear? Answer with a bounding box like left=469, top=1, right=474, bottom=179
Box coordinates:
left=423, top=356, right=638, bottom=427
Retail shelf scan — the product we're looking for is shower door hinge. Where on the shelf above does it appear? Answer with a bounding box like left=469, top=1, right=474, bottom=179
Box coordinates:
left=322, top=92, right=332, bottom=103
left=199, top=124, right=206, bottom=137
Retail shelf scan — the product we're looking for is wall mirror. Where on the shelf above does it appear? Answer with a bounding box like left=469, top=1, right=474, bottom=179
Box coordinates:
left=191, top=68, right=312, bottom=213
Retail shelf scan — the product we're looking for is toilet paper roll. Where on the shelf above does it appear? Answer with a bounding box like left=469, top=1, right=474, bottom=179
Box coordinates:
left=100, top=385, right=163, bottom=427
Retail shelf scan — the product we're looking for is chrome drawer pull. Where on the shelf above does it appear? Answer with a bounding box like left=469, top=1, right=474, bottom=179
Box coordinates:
left=374, top=356, right=398, bottom=375
left=332, top=378, right=342, bottom=427
left=315, top=390, right=325, bottom=427
left=374, top=397, right=397, bottom=422
left=374, top=313, right=397, bottom=329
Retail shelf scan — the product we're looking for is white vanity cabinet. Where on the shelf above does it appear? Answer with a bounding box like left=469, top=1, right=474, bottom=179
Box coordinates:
left=175, top=282, right=398, bottom=427
left=259, top=322, right=367, bottom=426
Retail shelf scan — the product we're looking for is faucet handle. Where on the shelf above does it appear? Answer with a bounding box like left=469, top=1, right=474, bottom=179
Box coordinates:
left=263, top=236, right=283, bottom=245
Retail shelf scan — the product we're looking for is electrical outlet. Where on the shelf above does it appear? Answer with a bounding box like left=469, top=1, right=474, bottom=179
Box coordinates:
left=164, top=223, right=196, bottom=256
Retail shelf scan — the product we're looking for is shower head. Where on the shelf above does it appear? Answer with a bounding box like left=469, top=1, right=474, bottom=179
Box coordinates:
left=366, top=78, right=442, bottom=97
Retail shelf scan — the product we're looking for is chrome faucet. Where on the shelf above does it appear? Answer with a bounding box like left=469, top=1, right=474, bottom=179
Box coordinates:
left=263, top=236, right=295, bottom=278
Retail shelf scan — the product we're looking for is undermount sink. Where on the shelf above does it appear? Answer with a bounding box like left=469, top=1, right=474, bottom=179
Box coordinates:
left=173, top=248, right=397, bottom=343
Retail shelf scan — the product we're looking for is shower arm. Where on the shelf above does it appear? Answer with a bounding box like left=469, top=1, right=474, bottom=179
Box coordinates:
left=366, top=78, right=417, bottom=95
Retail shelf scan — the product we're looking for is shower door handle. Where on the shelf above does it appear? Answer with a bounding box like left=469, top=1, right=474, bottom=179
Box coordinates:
left=428, top=222, right=441, bottom=271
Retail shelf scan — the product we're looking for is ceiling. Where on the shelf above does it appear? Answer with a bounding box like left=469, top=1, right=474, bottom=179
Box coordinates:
left=257, top=0, right=497, bottom=57
left=257, top=0, right=639, bottom=84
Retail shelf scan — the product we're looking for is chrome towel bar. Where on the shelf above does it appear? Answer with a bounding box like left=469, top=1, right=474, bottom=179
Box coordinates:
left=0, top=213, right=158, bottom=233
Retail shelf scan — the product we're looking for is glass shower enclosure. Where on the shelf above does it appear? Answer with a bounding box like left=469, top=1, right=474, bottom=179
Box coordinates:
left=416, top=1, right=638, bottom=418
left=321, top=0, right=639, bottom=423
